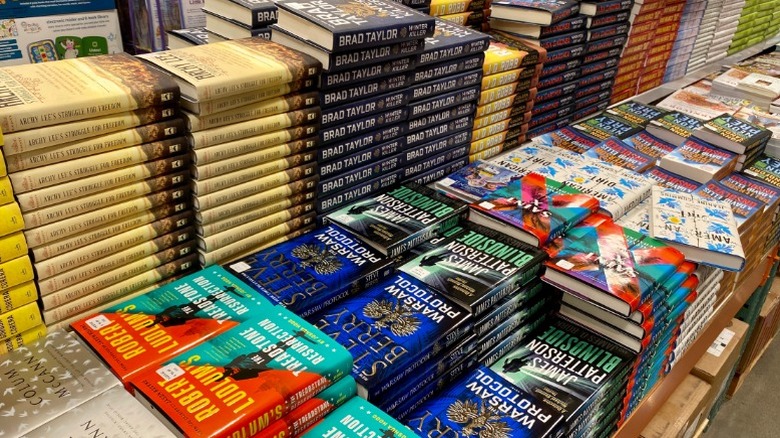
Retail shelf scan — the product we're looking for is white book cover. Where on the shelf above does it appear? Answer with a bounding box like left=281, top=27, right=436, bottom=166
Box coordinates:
left=657, top=88, right=738, bottom=120
left=738, top=73, right=780, bottom=98
left=649, top=186, right=745, bottom=270
left=24, top=387, right=172, bottom=437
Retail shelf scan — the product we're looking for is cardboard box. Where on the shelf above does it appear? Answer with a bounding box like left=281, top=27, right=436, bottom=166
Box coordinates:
left=692, top=318, right=750, bottom=415
left=640, top=375, right=712, bottom=438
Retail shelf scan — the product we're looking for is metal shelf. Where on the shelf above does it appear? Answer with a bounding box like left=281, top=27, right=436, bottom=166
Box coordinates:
left=612, top=253, right=776, bottom=438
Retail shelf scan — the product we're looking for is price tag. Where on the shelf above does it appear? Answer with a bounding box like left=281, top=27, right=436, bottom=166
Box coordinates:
left=86, top=315, right=112, bottom=330
left=707, top=328, right=735, bottom=357
left=230, top=261, right=251, bottom=273
left=156, top=363, right=185, bottom=382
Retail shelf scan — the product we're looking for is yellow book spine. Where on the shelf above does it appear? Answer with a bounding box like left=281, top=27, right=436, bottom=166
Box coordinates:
left=0, top=281, right=38, bottom=314
left=0, top=256, right=34, bottom=290
left=0, top=147, right=6, bottom=177
left=0, top=324, right=46, bottom=356
left=0, top=301, right=42, bottom=342
left=0, top=176, right=13, bottom=206
left=0, top=232, right=27, bottom=263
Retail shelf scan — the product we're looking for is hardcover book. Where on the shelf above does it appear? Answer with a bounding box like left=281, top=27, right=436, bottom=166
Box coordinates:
left=491, top=0, right=580, bottom=25
left=132, top=308, right=353, bottom=437
left=490, top=316, right=634, bottom=427
left=0, top=330, right=120, bottom=436
left=206, top=0, right=276, bottom=28
left=490, top=14, right=585, bottom=39
left=659, top=137, right=737, bottom=184
left=275, top=0, right=434, bottom=52
left=405, top=366, right=564, bottom=438
left=398, top=222, right=547, bottom=317
left=720, top=173, right=780, bottom=214
left=532, top=127, right=601, bottom=153
left=418, top=18, right=491, bottom=65
left=138, top=37, right=321, bottom=102
left=469, top=172, right=600, bottom=247
left=623, top=131, right=677, bottom=161
left=302, top=397, right=414, bottom=438
left=544, top=214, right=685, bottom=316
left=584, top=137, right=655, bottom=173
left=657, top=89, right=738, bottom=120
left=70, top=266, right=271, bottom=382
left=580, top=0, right=632, bottom=16
left=607, top=101, right=667, bottom=126
left=227, top=224, right=394, bottom=316
left=648, top=186, right=745, bottom=271
left=692, top=113, right=772, bottom=154
left=310, top=272, right=472, bottom=398
left=435, top=160, right=524, bottom=202
left=646, top=111, right=704, bottom=146
left=643, top=167, right=702, bottom=193
left=745, top=154, right=780, bottom=187
left=573, top=113, right=644, bottom=140
left=325, top=182, right=467, bottom=257
left=694, top=180, right=765, bottom=231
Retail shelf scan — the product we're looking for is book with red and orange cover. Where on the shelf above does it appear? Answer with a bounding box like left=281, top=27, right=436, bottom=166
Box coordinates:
left=469, top=172, right=600, bottom=247
left=543, top=213, right=685, bottom=316
left=132, top=307, right=353, bottom=437
left=70, top=265, right=272, bottom=383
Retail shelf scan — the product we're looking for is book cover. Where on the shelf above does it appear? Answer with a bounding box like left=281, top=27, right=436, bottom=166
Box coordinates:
left=694, top=180, right=765, bottom=230
left=623, top=131, right=676, bottom=161
left=540, top=58, right=581, bottom=77
left=584, top=137, right=655, bottom=173
left=607, top=102, right=667, bottom=126
left=745, top=154, right=780, bottom=187
left=321, top=56, right=414, bottom=89
left=693, top=113, right=772, bottom=154
left=132, top=308, right=353, bottom=437
left=660, top=137, right=737, bottom=183
left=70, top=266, right=271, bottom=382
left=398, top=222, right=546, bottom=317
left=275, top=0, right=434, bottom=52
left=324, top=183, right=467, bottom=257
left=544, top=214, right=685, bottom=316
left=311, top=272, right=472, bottom=398
left=532, top=127, right=601, bottom=154
left=469, top=172, right=600, bottom=247
left=643, top=167, right=702, bottom=193
left=302, top=397, right=414, bottom=438
left=138, top=37, right=320, bottom=102
left=646, top=111, right=704, bottom=146
left=435, top=160, right=524, bottom=202
left=317, top=172, right=401, bottom=214
left=416, top=51, right=484, bottom=84
left=491, top=0, right=580, bottom=25
left=491, top=316, right=634, bottom=427
left=720, top=173, right=780, bottom=213
left=657, top=89, right=738, bottom=120
left=0, top=330, right=120, bottom=436
left=488, top=33, right=547, bottom=66
left=418, top=18, right=490, bottom=65
left=573, top=114, right=644, bottom=140
left=405, top=366, right=564, bottom=438
left=649, top=187, right=745, bottom=270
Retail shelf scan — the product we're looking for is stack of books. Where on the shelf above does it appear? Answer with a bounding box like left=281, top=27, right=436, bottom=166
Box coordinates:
left=488, top=1, right=588, bottom=137
left=406, top=316, right=635, bottom=437
left=664, top=0, right=708, bottom=82
left=383, top=18, right=488, bottom=186
left=139, top=38, right=323, bottom=267
left=303, top=397, right=411, bottom=438
left=425, top=0, right=491, bottom=30
left=0, top=54, right=196, bottom=331
left=468, top=40, right=540, bottom=161
left=165, top=27, right=209, bottom=49
left=203, top=0, right=276, bottom=41
left=706, top=0, right=745, bottom=63
left=730, top=0, right=779, bottom=54
left=270, top=0, right=450, bottom=218
left=744, top=155, right=780, bottom=249
left=687, top=0, right=723, bottom=72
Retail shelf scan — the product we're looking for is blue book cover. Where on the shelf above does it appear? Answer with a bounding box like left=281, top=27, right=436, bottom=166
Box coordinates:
left=319, top=139, right=403, bottom=178
left=321, top=89, right=411, bottom=127
left=317, top=171, right=402, bottom=214
left=311, top=272, right=472, bottom=398
left=318, top=153, right=402, bottom=196
left=318, top=126, right=406, bottom=163
left=319, top=107, right=409, bottom=145
left=403, top=129, right=472, bottom=165
left=399, top=222, right=546, bottom=316
left=320, top=56, right=415, bottom=90
left=403, top=144, right=470, bottom=180
left=301, top=397, right=413, bottom=438
left=694, top=180, right=765, bottom=230
left=540, top=58, right=582, bottom=78
left=321, top=72, right=413, bottom=106
left=407, top=102, right=476, bottom=133
left=435, top=160, right=524, bottom=202
left=643, top=166, right=702, bottom=193
left=417, top=17, right=490, bottom=65
left=226, top=224, right=394, bottom=317
left=413, top=51, right=485, bottom=84
left=580, top=56, right=619, bottom=76
left=276, top=0, right=434, bottom=52
left=584, top=137, right=655, bottom=173
left=411, top=69, right=483, bottom=102
left=405, top=366, right=565, bottom=438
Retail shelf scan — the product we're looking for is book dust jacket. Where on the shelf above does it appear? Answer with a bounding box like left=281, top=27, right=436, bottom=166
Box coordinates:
left=133, top=308, right=352, bottom=437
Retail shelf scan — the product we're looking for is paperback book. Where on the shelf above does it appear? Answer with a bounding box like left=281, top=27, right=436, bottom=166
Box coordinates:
left=469, top=172, right=600, bottom=247
left=324, top=183, right=467, bottom=257
left=659, top=137, right=737, bottom=183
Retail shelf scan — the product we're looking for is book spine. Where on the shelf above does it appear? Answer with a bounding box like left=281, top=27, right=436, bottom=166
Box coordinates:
left=411, top=70, right=482, bottom=103
left=191, top=80, right=314, bottom=115
left=409, top=156, right=469, bottom=186
left=199, top=200, right=314, bottom=237
left=196, top=179, right=316, bottom=225
left=0, top=301, right=41, bottom=341
left=5, top=118, right=185, bottom=172
left=22, top=171, right=188, bottom=228
left=321, top=56, right=415, bottom=90
left=197, top=208, right=312, bottom=252
left=320, top=142, right=403, bottom=179
left=319, top=155, right=402, bottom=196
left=320, top=108, right=409, bottom=145
left=401, top=145, right=469, bottom=180
left=402, top=130, right=472, bottom=165
left=194, top=165, right=318, bottom=211
left=317, top=172, right=400, bottom=214
left=407, top=116, right=474, bottom=147
left=322, top=90, right=410, bottom=128
left=186, top=92, right=319, bottom=131
left=192, top=131, right=317, bottom=166
left=8, top=139, right=188, bottom=193
left=41, top=242, right=195, bottom=309
left=0, top=255, right=34, bottom=291
left=189, top=108, right=321, bottom=149
left=328, top=40, right=425, bottom=71
left=321, top=73, right=412, bottom=107
left=330, top=19, right=433, bottom=51
left=0, top=177, right=13, bottom=206
left=36, top=227, right=194, bottom=294
left=198, top=217, right=315, bottom=267
left=0, top=280, right=37, bottom=314
left=30, top=205, right=190, bottom=261
left=318, top=127, right=406, bottom=163
left=407, top=102, right=476, bottom=133
left=2, top=106, right=178, bottom=155
left=192, top=153, right=316, bottom=195
left=0, top=232, right=27, bottom=264
left=430, top=0, right=488, bottom=16
left=0, top=324, right=46, bottom=356
left=24, top=187, right=189, bottom=248
left=42, top=254, right=197, bottom=324
left=414, top=52, right=485, bottom=84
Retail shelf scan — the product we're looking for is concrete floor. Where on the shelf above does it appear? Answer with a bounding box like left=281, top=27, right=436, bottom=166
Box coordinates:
left=704, top=310, right=780, bottom=437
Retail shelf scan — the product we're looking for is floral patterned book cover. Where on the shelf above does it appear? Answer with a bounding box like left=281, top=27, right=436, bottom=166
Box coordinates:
left=649, top=186, right=745, bottom=271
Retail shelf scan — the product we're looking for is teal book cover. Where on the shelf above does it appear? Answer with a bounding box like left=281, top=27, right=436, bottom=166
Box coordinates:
left=302, top=397, right=414, bottom=438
